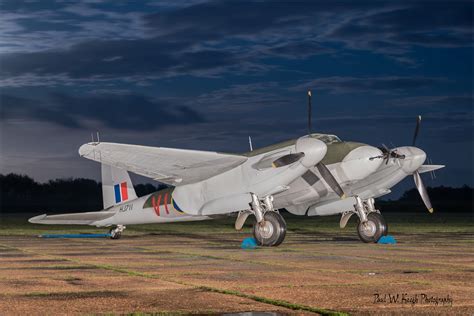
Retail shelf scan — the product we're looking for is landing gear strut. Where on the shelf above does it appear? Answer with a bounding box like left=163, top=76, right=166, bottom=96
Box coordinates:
left=109, top=225, right=126, bottom=240
left=235, top=193, right=287, bottom=247
left=341, top=197, right=388, bottom=243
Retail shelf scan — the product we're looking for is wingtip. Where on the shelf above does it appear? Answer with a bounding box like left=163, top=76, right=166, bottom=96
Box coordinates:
left=28, top=214, right=47, bottom=224
left=428, top=208, right=434, bottom=213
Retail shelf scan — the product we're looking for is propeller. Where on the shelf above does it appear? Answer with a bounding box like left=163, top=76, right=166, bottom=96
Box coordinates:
left=412, top=115, right=421, bottom=146
left=414, top=171, right=433, bottom=213
left=410, top=115, right=434, bottom=213
left=306, top=90, right=346, bottom=198
left=371, top=115, right=434, bottom=213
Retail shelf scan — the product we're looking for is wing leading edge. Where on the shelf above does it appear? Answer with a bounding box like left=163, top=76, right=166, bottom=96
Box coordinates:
left=79, top=142, right=248, bottom=186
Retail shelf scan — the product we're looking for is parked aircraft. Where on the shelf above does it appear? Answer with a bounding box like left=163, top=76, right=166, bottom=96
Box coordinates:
left=29, top=92, right=444, bottom=245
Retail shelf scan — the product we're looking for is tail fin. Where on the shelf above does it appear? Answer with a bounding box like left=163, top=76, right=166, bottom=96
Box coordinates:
left=101, top=163, right=137, bottom=209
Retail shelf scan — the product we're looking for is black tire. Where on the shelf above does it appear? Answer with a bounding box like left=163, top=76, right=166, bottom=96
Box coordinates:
left=357, top=212, right=384, bottom=243
left=371, top=212, right=388, bottom=236
left=109, top=227, right=122, bottom=240
left=253, top=212, right=287, bottom=247
left=272, top=212, right=287, bottom=247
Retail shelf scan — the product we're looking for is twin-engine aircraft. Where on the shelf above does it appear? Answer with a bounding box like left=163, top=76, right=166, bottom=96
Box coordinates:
left=29, top=92, right=444, bottom=245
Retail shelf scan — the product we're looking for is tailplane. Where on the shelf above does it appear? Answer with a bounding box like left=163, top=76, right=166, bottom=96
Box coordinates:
left=102, top=163, right=137, bottom=209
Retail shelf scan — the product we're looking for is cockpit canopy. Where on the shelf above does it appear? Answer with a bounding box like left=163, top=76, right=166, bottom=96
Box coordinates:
left=309, top=133, right=342, bottom=144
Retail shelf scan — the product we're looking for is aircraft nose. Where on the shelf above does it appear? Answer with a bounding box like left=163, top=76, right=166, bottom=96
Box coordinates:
left=341, top=145, right=384, bottom=180
left=397, top=146, right=426, bottom=173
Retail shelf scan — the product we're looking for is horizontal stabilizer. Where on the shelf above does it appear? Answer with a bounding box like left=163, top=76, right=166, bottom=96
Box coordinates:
left=418, top=165, right=445, bottom=174
left=29, top=211, right=116, bottom=225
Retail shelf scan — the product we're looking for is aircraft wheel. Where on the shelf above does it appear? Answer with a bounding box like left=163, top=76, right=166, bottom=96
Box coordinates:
left=357, top=212, right=384, bottom=243
left=109, top=227, right=122, bottom=240
left=253, top=211, right=287, bottom=247
left=371, top=212, right=388, bottom=236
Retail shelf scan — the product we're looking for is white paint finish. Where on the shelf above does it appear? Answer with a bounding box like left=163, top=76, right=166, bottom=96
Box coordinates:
left=307, top=197, right=357, bottom=216
left=418, top=164, right=445, bottom=174
left=340, top=145, right=383, bottom=181
left=79, top=142, right=248, bottom=185
left=174, top=136, right=328, bottom=215
left=101, top=163, right=137, bottom=209
left=30, top=134, right=443, bottom=228
left=396, top=146, right=426, bottom=174
left=295, top=137, right=327, bottom=168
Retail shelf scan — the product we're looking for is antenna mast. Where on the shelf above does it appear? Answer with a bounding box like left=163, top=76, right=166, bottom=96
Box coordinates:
left=307, top=90, right=312, bottom=135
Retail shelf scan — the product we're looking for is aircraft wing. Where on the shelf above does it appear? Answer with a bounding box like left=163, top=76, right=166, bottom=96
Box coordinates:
left=29, top=211, right=116, bottom=225
left=79, top=142, right=248, bottom=185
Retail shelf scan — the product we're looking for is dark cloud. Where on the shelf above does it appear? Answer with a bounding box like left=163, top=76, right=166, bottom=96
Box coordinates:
left=290, top=76, right=446, bottom=94
left=330, top=2, right=473, bottom=56
left=262, top=41, right=334, bottom=59
left=1, top=1, right=472, bottom=85
left=386, top=95, right=473, bottom=110
left=0, top=37, right=239, bottom=79
left=0, top=93, right=204, bottom=130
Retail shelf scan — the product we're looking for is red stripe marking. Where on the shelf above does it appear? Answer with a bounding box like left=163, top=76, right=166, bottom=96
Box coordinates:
left=164, top=193, right=169, bottom=214
left=121, top=182, right=128, bottom=201
left=152, top=195, right=161, bottom=216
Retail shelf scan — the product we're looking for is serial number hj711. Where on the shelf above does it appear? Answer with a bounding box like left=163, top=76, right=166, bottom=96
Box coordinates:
left=119, top=204, right=133, bottom=212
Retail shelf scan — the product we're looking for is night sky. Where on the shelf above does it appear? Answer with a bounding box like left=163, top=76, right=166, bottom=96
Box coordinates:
left=0, top=1, right=472, bottom=197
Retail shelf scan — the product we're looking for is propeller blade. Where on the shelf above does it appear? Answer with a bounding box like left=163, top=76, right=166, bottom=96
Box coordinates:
left=316, top=162, right=345, bottom=198
left=413, top=171, right=433, bottom=213
left=272, top=152, right=305, bottom=168
left=412, top=115, right=421, bottom=146
left=307, top=90, right=312, bottom=135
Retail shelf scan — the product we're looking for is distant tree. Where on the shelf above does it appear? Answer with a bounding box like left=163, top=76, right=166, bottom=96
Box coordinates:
left=0, top=173, right=168, bottom=214
left=0, top=173, right=471, bottom=214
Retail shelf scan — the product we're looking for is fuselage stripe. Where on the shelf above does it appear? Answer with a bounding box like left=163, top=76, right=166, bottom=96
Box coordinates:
left=164, top=193, right=169, bottom=214
left=152, top=194, right=161, bottom=216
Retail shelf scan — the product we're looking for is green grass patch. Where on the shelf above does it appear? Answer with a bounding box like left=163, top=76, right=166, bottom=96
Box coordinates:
left=198, top=286, right=347, bottom=316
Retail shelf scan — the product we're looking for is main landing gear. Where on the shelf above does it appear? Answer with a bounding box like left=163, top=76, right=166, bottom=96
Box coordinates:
left=340, top=197, right=388, bottom=243
left=235, top=193, right=287, bottom=247
left=109, top=225, right=126, bottom=240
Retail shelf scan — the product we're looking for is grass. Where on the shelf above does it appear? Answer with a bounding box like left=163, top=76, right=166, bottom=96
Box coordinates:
left=1, top=213, right=471, bottom=315
left=198, top=286, right=348, bottom=316
left=1, top=212, right=472, bottom=237
left=1, top=243, right=347, bottom=315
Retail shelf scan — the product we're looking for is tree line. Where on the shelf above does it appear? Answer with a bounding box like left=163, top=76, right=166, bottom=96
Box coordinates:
left=0, top=173, right=472, bottom=214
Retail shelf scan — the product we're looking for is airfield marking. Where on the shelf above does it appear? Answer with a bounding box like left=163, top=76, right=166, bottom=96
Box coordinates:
left=0, top=241, right=347, bottom=316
